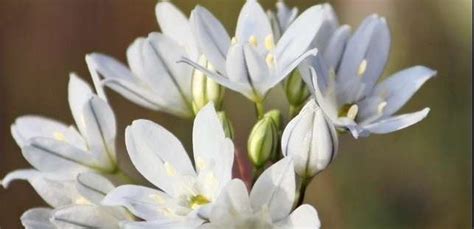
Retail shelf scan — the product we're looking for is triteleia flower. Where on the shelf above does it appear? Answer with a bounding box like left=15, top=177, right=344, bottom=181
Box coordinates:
left=102, top=103, right=234, bottom=227
left=7, top=74, right=118, bottom=178
left=180, top=0, right=328, bottom=103
left=301, top=14, right=436, bottom=137
left=201, top=158, right=321, bottom=228
left=267, top=0, right=298, bottom=41
left=282, top=100, right=338, bottom=179
left=86, top=1, right=199, bottom=118
left=1, top=74, right=133, bottom=228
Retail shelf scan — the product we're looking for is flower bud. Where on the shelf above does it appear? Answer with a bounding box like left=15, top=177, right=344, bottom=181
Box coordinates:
left=264, top=109, right=282, bottom=131
left=281, top=100, right=338, bottom=178
left=217, top=111, right=234, bottom=139
left=247, top=113, right=279, bottom=168
left=192, top=55, right=225, bottom=113
left=284, top=69, right=310, bottom=108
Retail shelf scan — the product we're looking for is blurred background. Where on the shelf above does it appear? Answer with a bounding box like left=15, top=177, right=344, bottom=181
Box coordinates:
left=0, top=0, right=471, bottom=228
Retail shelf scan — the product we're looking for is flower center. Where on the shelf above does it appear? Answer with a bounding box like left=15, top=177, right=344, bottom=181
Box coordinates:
left=338, top=104, right=359, bottom=120
left=189, top=194, right=210, bottom=209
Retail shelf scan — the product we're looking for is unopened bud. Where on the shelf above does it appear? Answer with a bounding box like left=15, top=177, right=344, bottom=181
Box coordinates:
left=284, top=69, right=310, bottom=108
left=281, top=100, right=338, bottom=178
left=192, top=55, right=225, bottom=113
left=217, top=111, right=234, bottom=139
left=264, top=109, right=282, bottom=130
left=247, top=113, right=279, bottom=168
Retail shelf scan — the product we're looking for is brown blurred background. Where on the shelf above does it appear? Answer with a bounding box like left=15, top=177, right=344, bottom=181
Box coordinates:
left=0, top=0, right=471, bottom=228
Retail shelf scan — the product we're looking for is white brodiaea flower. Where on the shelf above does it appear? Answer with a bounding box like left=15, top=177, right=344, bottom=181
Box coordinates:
left=301, top=14, right=436, bottom=137
left=181, top=0, right=327, bottom=103
left=102, top=103, right=234, bottom=227
left=85, top=1, right=198, bottom=118
left=1, top=74, right=132, bottom=227
left=201, top=158, right=321, bottom=229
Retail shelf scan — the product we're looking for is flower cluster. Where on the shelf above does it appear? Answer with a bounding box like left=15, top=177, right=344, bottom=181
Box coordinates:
left=2, top=0, right=435, bottom=228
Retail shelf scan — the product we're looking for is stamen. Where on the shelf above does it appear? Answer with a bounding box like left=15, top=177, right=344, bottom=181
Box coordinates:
left=265, top=54, right=275, bottom=67
left=358, top=59, right=368, bottom=77
left=75, top=197, right=90, bottom=205
left=347, top=104, right=359, bottom=120
left=231, top=37, right=238, bottom=45
left=249, top=35, right=258, bottom=47
left=53, top=131, right=65, bottom=141
left=189, top=195, right=210, bottom=209
left=264, top=34, right=274, bottom=50
left=377, top=101, right=387, bottom=114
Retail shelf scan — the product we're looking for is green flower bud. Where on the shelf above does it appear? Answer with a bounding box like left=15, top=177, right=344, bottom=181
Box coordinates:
left=264, top=109, right=282, bottom=131
left=247, top=114, right=279, bottom=168
left=217, top=111, right=234, bottom=139
left=192, top=55, right=225, bottom=113
left=284, top=69, right=310, bottom=108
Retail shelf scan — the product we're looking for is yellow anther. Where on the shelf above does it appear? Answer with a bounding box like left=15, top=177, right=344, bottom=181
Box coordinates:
left=264, top=34, right=274, bottom=50
left=164, top=162, right=176, bottom=176
left=249, top=35, right=258, bottom=47
left=347, top=104, right=359, bottom=120
left=377, top=101, right=388, bottom=114
left=231, top=37, right=238, bottom=45
left=265, top=54, right=275, bottom=67
left=189, top=194, right=210, bottom=209
left=53, top=131, right=65, bottom=141
left=75, top=197, right=90, bottom=205
left=358, top=59, right=368, bottom=77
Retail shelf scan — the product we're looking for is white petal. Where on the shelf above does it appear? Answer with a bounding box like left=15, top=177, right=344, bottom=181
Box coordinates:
left=276, top=204, right=321, bottom=228
left=226, top=44, right=259, bottom=99
left=156, top=1, right=199, bottom=60
left=371, top=66, right=436, bottom=117
left=192, top=104, right=234, bottom=188
left=235, top=0, right=273, bottom=54
left=243, top=44, right=271, bottom=95
left=51, top=205, right=123, bottom=229
left=121, top=219, right=203, bottom=229
left=75, top=172, right=115, bottom=205
left=22, top=137, right=101, bottom=175
left=2, top=169, right=81, bottom=207
left=362, top=108, right=430, bottom=135
left=126, top=120, right=195, bottom=195
left=85, top=53, right=134, bottom=81
left=102, top=185, right=182, bottom=221
left=209, top=179, right=252, bottom=223
left=250, top=157, right=295, bottom=222
left=275, top=0, right=298, bottom=32
left=275, top=4, right=326, bottom=75
left=68, top=74, right=94, bottom=136
left=80, top=96, right=117, bottom=170
left=11, top=115, right=85, bottom=149
left=126, top=35, right=192, bottom=116
left=21, top=208, right=55, bottom=229
left=322, top=25, right=351, bottom=70
left=190, top=6, right=230, bottom=74
left=337, top=15, right=390, bottom=102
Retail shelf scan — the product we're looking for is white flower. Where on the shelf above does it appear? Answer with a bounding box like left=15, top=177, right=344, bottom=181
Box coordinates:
left=86, top=1, right=197, bottom=118
left=1, top=74, right=134, bottom=227
left=267, top=0, right=298, bottom=40
left=102, top=103, right=234, bottom=226
left=181, top=0, right=328, bottom=102
left=282, top=100, right=338, bottom=178
left=301, top=14, right=436, bottom=137
left=7, top=74, right=117, bottom=178
left=202, top=158, right=321, bottom=228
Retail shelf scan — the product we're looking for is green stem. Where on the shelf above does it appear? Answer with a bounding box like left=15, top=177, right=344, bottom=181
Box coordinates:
left=294, top=177, right=311, bottom=208
left=254, top=102, right=265, bottom=120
